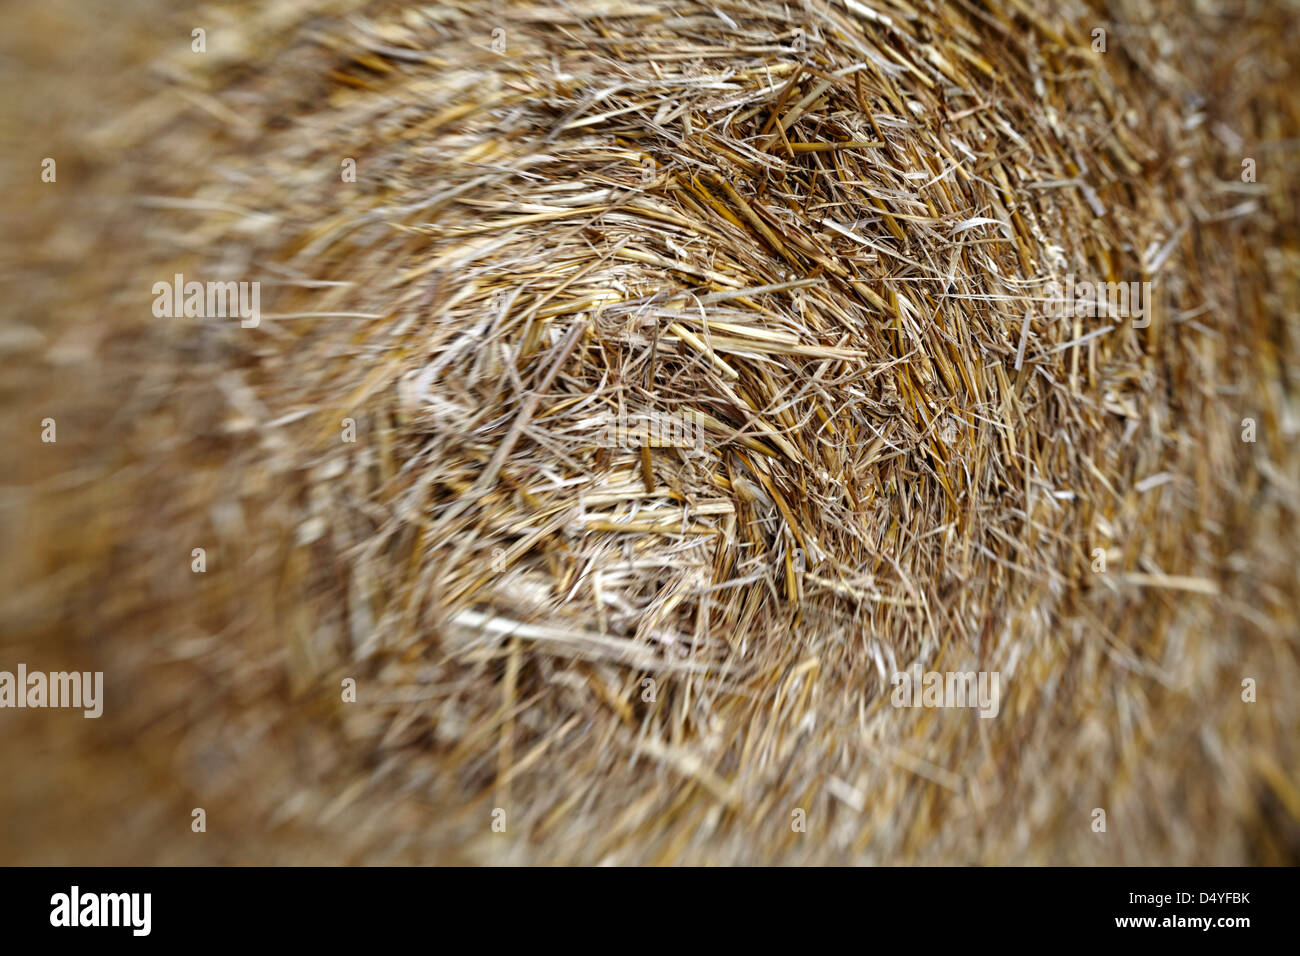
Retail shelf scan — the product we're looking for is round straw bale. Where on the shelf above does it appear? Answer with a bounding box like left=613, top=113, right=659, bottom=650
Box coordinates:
left=1, top=0, right=1297, bottom=864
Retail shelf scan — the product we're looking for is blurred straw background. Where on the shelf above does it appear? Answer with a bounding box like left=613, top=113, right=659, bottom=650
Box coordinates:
left=1, top=0, right=1297, bottom=864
